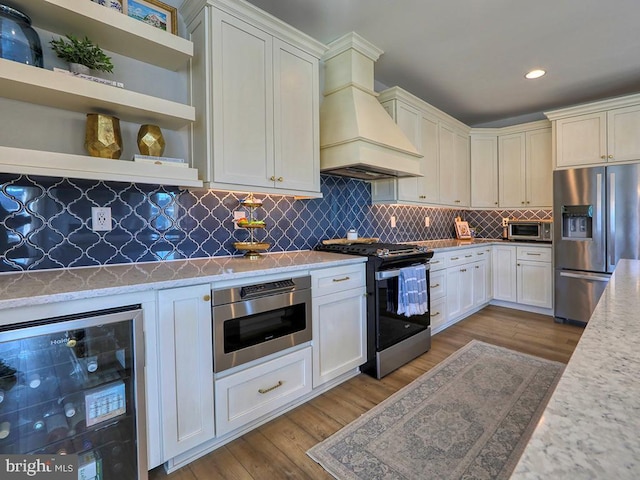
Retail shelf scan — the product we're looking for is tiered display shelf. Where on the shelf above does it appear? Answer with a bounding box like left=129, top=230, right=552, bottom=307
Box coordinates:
left=234, top=195, right=270, bottom=258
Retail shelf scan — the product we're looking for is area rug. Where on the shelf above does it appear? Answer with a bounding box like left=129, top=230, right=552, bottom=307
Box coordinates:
left=307, top=340, right=564, bottom=480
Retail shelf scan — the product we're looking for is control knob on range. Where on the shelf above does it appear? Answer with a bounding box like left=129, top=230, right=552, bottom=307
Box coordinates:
left=376, top=248, right=390, bottom=257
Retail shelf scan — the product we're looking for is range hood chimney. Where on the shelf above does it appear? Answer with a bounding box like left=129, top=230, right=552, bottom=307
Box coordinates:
left=320, top=32, right=422, bottom=180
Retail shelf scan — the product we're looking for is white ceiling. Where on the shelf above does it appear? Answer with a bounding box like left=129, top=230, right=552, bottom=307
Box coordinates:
left=246, top=0, right=640, bottom=127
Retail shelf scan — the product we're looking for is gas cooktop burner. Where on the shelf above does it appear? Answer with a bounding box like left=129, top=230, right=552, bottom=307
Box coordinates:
left=318, top=241, right=433, bottom=259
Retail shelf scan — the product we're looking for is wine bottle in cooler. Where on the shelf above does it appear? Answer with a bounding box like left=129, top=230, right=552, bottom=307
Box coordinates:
left=42, top=402, right=70, bottom=443
left=0, top=359, right=18, bottom=404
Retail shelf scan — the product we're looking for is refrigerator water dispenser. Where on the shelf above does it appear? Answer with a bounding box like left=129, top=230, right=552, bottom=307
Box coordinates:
left=561, top=205, right=593, bottom=239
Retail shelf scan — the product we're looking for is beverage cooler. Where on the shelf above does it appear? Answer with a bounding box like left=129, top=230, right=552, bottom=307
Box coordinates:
left=0, top=306, right=147, bottom=479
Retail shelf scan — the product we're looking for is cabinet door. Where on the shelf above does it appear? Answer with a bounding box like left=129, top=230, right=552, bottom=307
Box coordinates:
left=158, top=284, right=214, bottom=460
left=607, top=105, right=640, bottom=163
left=212, top=10, right=274, bottom=188
left=446, top=266, right=473, bottom=321
left=555, top=112, right=607, bottom=167
left=273, top=38, right=320, bottom=192
left=395, top=101, right=422, bottom=201
left=312, top=287, right=366, bottom=388
left=454, top=130, right=470, bottom=207
left=526, top=128, right=553, bottom=207
left=429, top=296, right=447, bottom=334
left=470, top=134, right=498, bottom=207
left=517, top=260, right=553, bottom=308
left=472, top=260, right=488, bottom=307
left=417, top=112, right=440, bottom=203
left=492, top=246, right=517, bottom=302
left=440, top=125, right=469, bottom=207
left=498, top=133, right=526, bottom=208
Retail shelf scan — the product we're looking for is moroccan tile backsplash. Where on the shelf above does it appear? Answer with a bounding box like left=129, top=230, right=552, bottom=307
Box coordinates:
left=0, top=173, right=551, bottom=272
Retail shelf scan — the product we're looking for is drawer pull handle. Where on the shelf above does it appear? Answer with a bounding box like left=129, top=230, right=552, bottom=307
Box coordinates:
left=431, top=283, right=440, bottom=288
left=460, top=268, right=467, bottom=272
left=465, top=254, right=472, bottom=258
left=475, top=266, right=479, bottom=269
left=430, top=311, right=440, bottom=317
left=526, top=253, right=542, bottom=256
left=332, top=276, right=351, bottom=282
left=431, top=260, right=440, bottom=264
left=477, top=252, right=484, bottom=256
left=451, top=256, right=459, bottom=260
left=259, top=380, right=283, bottom=394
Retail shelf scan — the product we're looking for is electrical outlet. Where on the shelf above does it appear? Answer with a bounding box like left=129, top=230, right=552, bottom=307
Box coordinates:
left=91, top=207, right=112, bottom=232
left=424, top=216, right=430, bottom=227
left=390, top=216, right=396, bottom=228
left=233, top=210, right=247, bottom=229
left=502, top=217, right=509, bottom=227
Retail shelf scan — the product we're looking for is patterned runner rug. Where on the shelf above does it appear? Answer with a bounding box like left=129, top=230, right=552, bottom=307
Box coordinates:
left=307, top=340, right=564, bottom=479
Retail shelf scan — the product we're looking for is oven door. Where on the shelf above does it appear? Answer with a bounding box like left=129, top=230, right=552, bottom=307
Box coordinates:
left=374, top=264, right=430, bottom=351
left=508, top=222, right=541, bottom=241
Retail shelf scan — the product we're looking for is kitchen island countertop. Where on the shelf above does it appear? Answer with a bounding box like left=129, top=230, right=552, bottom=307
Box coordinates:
left=0, top=251, right=365, bottom=312
left=511, top=259, right=640, bottom=479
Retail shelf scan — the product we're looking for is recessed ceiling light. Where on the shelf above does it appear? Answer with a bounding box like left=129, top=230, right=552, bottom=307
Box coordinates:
left=525, top=69, right=546, bottom=79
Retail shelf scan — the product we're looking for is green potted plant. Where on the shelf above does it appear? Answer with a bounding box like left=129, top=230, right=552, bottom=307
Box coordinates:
left=49, top=34, right=114, bottom=74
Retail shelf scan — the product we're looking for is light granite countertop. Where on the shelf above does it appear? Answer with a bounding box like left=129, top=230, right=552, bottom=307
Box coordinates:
left=511, top=259, right=640, bottom=479
left=0, top=251, right=365, bottom=311
left=408, top=238, right=551, bottom=252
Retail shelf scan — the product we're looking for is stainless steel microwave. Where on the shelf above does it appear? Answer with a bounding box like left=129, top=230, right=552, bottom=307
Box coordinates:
left=507, top=220, right=553, bottom=242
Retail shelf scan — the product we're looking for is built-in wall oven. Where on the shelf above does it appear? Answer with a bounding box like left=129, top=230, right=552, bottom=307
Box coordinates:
left=316, top=242, right=433, bottom=378
left=212, top=276, right=312, bottom=372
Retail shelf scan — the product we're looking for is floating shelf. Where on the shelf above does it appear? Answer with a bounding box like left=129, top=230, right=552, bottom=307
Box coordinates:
left=21, top=0, right=193, bottom=71
left=0, top=59, right=195, bottom=130
left=0, top=146, right=203, bottom=188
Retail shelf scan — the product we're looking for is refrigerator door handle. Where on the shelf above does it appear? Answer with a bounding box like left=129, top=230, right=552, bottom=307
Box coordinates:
left=559, top=271, right=610, bottom=282
left=608, top=171, right=616, bottom=270
left=596, top=172, right=603, bottom=238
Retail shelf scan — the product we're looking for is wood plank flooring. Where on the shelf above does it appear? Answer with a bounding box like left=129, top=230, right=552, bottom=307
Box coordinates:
left=149, top=305, right=583, bottom=480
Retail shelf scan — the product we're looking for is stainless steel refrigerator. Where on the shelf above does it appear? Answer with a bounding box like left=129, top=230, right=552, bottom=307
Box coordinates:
left=554, top=164, right=640, bottom=323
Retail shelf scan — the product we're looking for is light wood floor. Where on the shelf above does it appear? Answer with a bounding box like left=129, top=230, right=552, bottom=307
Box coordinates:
left=149, top=305, right=583, bottom=480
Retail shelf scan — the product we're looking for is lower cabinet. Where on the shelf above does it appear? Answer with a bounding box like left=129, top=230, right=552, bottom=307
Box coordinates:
left=493, top=244, right=553, bottom=309
left=311, top=264, right=367, bottom=388
left=214, top=346, right=312, bottom=436
left=157, top=284, right=215, bottom=461
left=428, top=261, right=447, bottom=333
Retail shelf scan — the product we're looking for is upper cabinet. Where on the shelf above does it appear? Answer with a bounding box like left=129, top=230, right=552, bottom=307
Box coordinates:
left=373, top=87, right=470, bottom=208
left=546, top=93, right=640, bottom=169
left=470, top=121, right=552, bottom=209
left=0, top=0, right=201, bottom=187
left=182, top=0, right=327, bottom=197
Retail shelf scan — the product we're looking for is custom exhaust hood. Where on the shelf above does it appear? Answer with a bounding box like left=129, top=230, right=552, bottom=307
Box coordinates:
left=320, top=32, right=423, bottom=180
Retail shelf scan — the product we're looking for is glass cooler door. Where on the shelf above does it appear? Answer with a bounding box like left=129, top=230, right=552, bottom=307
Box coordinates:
left=0, top=306, right=146, bottom=479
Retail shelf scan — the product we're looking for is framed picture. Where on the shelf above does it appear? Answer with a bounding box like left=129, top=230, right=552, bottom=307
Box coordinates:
left=126, top=0, right=177, bottom=35
left=455, top=220, right=472, bottom=240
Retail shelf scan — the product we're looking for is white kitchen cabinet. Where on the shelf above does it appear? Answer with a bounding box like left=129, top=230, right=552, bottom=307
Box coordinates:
left=440, top=124, right=470, bottom=207
left=429, top=266, right=447, bottom=334
left=157, top=284, right=215, bottom=460
left=373, top=87, right=469, bottom=207
left=516, top=246, right=553, bottom=308
left=546, top=93, right=640, bottom=168
left=184, top=0, right=326, bottom=197
left=443, top=248, right=490, bottom=327
left=446, top=264, right=474, bottom=321
left=473, top=247, right=492, bottom=306
left=470, top=134, right=499, bottom=208
left=498, top=132, right=527, bottom=207
left=492, top=245, right=518, bottom=303
left=0, top=0, right=200, bottom=187
left=492, top=244, right=552, bottom=309
left=311, top=264, right=367, bottom=388
left=214, top=346, right=312, bottom=437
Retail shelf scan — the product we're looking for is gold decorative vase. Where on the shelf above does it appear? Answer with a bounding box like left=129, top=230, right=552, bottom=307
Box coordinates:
left=85, top=114, right=122, bottom=159
left=137, top=124, right=165, bottom=156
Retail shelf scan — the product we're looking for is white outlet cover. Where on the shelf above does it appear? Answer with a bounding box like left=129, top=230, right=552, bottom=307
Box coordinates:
left=91, top=207, right=112, bottom=232
left=424, top=216, right=430, bottom=227
left=390, top=216, right=396, bottom=228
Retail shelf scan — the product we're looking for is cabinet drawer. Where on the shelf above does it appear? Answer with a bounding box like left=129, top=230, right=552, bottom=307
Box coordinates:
left=516, top=246, right=551, bottom=262
left=445, top=248, right=478, bottom=268
left=430, top=269, right=446, bottom=300
left=312, top=264, right=365, bottom=297
left=429, top=297, right=447, bottom=334
left=428, top=252, right=447, bottom=271
left=215, top=347, right=312, bottom=436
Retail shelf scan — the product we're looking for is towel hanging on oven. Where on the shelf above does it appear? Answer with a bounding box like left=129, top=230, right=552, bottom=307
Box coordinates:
left=397, top=264, right=428, bottom=317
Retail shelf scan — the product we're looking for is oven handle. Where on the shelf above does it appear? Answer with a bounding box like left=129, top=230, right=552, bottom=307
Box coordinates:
left=375, top=264, right=427, bottom=281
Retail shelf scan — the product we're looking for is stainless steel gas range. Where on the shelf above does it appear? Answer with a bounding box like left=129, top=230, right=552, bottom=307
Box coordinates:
left=316, top=242, right=434, bottom=378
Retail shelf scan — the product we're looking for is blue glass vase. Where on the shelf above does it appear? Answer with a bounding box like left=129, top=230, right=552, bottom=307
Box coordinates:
left=0, top=4, right=43, bottom=67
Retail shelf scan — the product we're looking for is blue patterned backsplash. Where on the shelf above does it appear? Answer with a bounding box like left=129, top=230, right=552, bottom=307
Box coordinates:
left=0, top=173, right=551, bottom=273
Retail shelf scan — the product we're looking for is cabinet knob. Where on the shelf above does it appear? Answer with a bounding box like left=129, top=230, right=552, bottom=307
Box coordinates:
left=203, top=294, right=211, bottom=302
left=521, top=201, right=525, bottom=204
left=277, top=177, right=284, bottom=182
left=517, top=263, right=521, bottom=266
left=455, top=200, right=461, bottom=203
left=601, top=155, right=606, bottom=159
left=526, top=201, right=530, bottom=204
left=608, top=154, right=614, bottom=159
left=494, top=202, right=498, bottom=205
left=270, top=176, right=276, bottom=181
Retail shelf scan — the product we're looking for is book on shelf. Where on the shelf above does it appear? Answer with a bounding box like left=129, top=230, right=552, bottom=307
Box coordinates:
left=53, top=68, right=124, bottom=89
left=133, top=154, right=188, bottom=167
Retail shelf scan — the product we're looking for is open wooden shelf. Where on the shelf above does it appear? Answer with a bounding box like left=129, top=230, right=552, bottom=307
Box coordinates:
left=0, top=59, right=195, bottom=129
left=0, top=146, right=203, bottom=188
left=21, top=0, right=193, bottom=71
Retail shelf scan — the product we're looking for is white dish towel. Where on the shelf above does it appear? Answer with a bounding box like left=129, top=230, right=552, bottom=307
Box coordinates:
left=397, top=264, right=428, bottom=317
